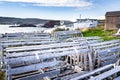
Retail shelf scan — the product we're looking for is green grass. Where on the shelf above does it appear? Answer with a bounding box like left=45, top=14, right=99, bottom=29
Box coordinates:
left=82, top=25, right=120, bottom=41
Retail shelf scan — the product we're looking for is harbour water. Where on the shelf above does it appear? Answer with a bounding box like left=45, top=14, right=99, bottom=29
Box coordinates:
left=0, top=25, right=47, bottom=34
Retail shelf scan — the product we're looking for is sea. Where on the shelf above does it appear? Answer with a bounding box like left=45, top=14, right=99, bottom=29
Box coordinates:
left=0, top=25, right=47, bottom=34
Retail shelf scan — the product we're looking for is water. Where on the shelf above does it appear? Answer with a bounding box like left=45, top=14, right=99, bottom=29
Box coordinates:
left=0, top=25, right=47, bottom=34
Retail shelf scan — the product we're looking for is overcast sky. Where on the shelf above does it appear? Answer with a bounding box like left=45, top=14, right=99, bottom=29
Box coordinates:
left=0, top=0, right=120, bottom=21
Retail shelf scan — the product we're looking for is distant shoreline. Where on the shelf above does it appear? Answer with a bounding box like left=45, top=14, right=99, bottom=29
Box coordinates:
left=9, top=24, right=37, bottom=27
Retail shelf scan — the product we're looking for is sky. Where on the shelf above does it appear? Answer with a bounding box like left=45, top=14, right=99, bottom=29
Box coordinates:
left=0, top=0, right=120, bottom=21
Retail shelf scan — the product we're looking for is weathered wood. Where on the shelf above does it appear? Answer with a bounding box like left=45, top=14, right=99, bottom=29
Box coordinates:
left=90, top=40, right=120, bottom=47
left=70, top=64, right=114, bottom=80
left=100, top=54, right=119, bottom=61
left=89, top=66, right=120, bottom=80
left=2, top=40, right=59, bottom=47
left=18, top=69, right=60, bottom=80
left=114, top=76, right=120, bottom=80
left=1, top=36, right=120, bottom=80
left=98, top=46, right=120, bottom=57
left=4, top=32, right=50, bottom=38
left=1, top=38, right=56, bottom=43
left=58, top=71, right=87, bottom=80
left=66, top=36, right=102, bottom=41
left=6, top=49, right=89, bottom=66
left=7, top=60, right=61, bottom=75
left=105, top=11, right=120, bottom=30
left=6, top=46, right=87, bottom=58
left=5, top=42, right=81, bottom=52
left=101, top=58, right=119, bottom=66
left=1, top=38, right=55, bottom=43
left=93, top=43, right=120, bottom=50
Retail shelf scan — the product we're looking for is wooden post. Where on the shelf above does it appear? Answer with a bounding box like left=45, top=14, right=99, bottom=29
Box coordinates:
left=1, top=45, right=4, bottom=69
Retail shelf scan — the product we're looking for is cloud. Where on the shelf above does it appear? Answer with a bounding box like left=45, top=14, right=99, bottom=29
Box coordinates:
left=1, top=0, right=93, bottom=7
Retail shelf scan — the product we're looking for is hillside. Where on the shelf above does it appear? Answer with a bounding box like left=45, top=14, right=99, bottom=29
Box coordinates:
left=0, top=16, right=72, bottom=26
left=0, top=17, right=49, bottom=25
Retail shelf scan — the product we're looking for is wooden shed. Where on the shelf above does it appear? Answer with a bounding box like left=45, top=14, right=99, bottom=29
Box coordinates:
left=105, top=11, right=120, bottom=30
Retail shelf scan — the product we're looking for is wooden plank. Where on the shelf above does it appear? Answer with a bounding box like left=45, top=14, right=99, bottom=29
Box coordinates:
left=74, top=40, right=103, bottom=46
left=59, top=71, right=87, bottom=80
left=6, top=46, right=87, bottom=58
left=93, top=43, right=120, bottom=50
left=67, top=36, right=102, bottom=41
left=1, top=38, right=55, bottom=43
left=87, top=39, right=103, bottom=43
left=90, top=40, right=120, bottom=47
left=5, top=33, right=50, bottom=38
left=6, top=49, right=89, bottom=66
left=98, top=46, right=120, bottom=57
left=5, top=42, right=81, bottom=52
left=18, top=69, right=60, bottom=80
left=5, top=37, right=51, bottom=40
left=2, top=40, right=59, bottom=47
left=89, top=66, right=120, bottom=80
left=7, top=61, right=61, bottom=75
left=101, top=58, right=119, bottom=66
left=114, top=76, right=120, bottom=80
left=100, top=54, right=119, bottom=61
left=67, top=38, right=103, bottom=43
left=5, top=33, right=24, bottom=37
left=1, top=45, right=4, bottom=68
left=70, top=64, right=114, bottom=80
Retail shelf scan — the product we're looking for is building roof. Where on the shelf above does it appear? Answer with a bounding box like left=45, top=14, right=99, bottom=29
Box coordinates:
left=105, top=11, right=120, bottom=16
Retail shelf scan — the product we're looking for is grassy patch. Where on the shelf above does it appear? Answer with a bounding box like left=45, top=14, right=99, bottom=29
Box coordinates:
left=0, top=51, right=5, bottom=80
left=82, top=25, right=120, bottom=41
left=0, top=71, right=5, bottom=80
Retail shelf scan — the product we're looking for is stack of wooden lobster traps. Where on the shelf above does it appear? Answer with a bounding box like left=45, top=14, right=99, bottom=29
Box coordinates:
left=0, top=31, right=120, bottom=80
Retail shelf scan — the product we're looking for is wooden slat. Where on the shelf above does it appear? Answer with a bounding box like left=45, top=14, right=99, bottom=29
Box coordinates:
left=2, top=40, right=59, bottom=47
left=70, top=64, right=114, bottom=80
left=1, top=38, right=57, bottom=43
left=7, top=49, right=89, bottom=66
left=89, top=66, right=120, bottom=80
left=100, top=54, right=119, bottom=61
left=93, top=43, right=120, bottom=50
left=7, top=60, right=61, bottom=75
left=98, top=46, right=120, bottom=57
left=5, top=42, right=81, bottom=52
left=4, top=33, right=50, bottom=38
left=18, top=69, right=60, bottom=80
left=1, top=38, right=55, bottom=43
left=101, top=58, right=119, bottom=66
left=90, top=40, right=120, bottom=47
left=114, top=76, right=120, bottom=80
left=6, top=46, right=87, bottom=58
